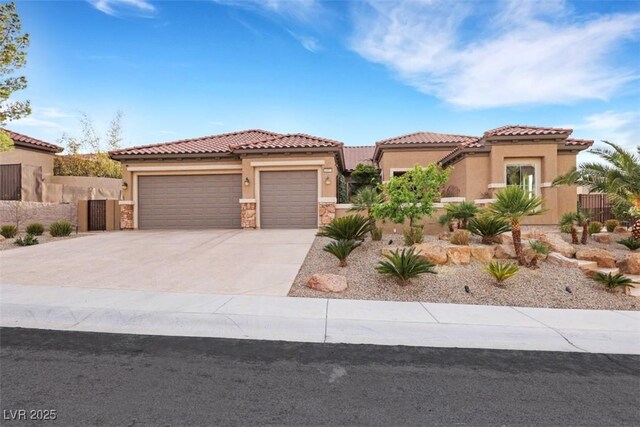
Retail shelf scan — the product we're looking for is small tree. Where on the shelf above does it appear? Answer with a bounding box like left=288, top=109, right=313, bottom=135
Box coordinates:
left=349, top=163, right=381, bottom=195
left=4, top=200, right=36, bottom=230
left=372, top=164, right=450, bottom=231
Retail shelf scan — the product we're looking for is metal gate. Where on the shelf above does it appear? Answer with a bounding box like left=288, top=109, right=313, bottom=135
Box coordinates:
left=88, top=200, right=106, bottom=231
left=0, top=164, right=21, bottom=200
left=578, top=194, right=612, bottom=223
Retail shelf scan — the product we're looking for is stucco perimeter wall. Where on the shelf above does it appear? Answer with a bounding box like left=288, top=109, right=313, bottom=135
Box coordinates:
left=335, top=204, right=445, bottom=235
left=0, top=147, right=54, bottom=177
left=0, top=201, right=77, bottom=231
left=45, top=176, right=122, bottom=203
left=379, top=148, right=453, bottom=181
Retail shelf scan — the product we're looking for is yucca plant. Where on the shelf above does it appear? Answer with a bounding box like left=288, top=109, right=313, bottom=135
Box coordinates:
left=618, top=238, right=640, bottom=251
left=323, top=239, right=361, bottom=267
left=592, top=272, right=635, bottom=291
left=588, top=221, right=603, bottom=235
left=467, top=215, right=511, bottom=244
left=444, top=201, right=479, bottom=229
left=605, top=219, right=619, bottom=233
left=317, top=215, right=372, bottom=241
left=349, top=186, right=383, bottom=240
left=484, top=261, right=519, bottom=285
left=528, top=240, right=550, bottom=268
left=376, top=247, right=437, bottom=285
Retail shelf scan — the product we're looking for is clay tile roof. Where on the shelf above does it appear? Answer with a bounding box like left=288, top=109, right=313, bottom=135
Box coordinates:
left=564, top=138, right=594, bottom=146
left=376, top=131, right=479, bottom=146
left=2, top=128, right=63, bottom=153
left=231, top=133, right=343, bottom=150
left=109, top=129, right=281, bottom=157
left=438, top=140, right=488, bottom=165
left=484, top=125, right=573, bottom=138
left=343, top=146, right=375, bottom=171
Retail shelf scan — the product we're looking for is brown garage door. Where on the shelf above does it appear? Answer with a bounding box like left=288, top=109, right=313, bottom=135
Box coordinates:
left=138, top=174, right=241, bottom=229
left=260, top=170, right=317, bottom=229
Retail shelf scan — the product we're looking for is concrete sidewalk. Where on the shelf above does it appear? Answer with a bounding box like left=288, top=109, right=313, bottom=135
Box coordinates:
left=1, top=283, right=638, bottom=354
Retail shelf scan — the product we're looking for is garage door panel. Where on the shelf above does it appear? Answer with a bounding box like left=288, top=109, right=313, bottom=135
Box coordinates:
left=138, top=174, right=241, bottom=229
left=260, top=170, right=317, bottom=229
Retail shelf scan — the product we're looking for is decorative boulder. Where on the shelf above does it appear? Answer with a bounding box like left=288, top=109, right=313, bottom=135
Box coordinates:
left=591, top=233, right=611, bottom=244
left=307, top=274, right=348, bottom=293
left=538, top=234, right=576, bottom=258
left=0, top=235, right=4, bottom=241
left=547, top=252, right=579, bottom=268
left=617, top=253, right=640, bottom=275
left=575, top=248, right=616, bottom=268
left=446, top=246, right=471, bottom=265
left=438, top=232, right=450, bottom=241
left=614, top=226, right=628, bottom=233
left=494, top=244, right=516, bottom=259
left=412, top=243, right=448, bottom=265
left=470, top=246, right=494, bottom=263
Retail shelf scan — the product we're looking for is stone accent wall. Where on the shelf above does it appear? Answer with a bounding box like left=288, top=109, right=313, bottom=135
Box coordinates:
left=0, top=201, right=77, bottom=231
left=319, top=203, right=336, bottom=226
left=120, top=204, right=133, bottom=230
left=241, top=202, right=256, bottom=228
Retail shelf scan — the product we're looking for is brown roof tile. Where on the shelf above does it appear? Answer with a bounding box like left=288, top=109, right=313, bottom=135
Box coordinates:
left=484, top=125, right=572, bottom=138
left=343, top=146, right=375, bottom=171
left=231, top=133, right=343, bottom=151
left=2, top=128, right=63, bottom=153
left=109, top=129, right=281, bottom=157
left=564, top=138, right=594, bottom=146
left=377, top=131, right=479, bottom=146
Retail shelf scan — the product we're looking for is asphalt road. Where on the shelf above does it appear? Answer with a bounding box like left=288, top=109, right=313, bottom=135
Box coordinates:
left=1, top=328, right=639, bottom=426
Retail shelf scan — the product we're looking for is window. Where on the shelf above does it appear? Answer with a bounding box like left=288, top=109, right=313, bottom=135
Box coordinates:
left=506, top=164, right=536, bottom=197
left=392, top=171, right=407, bottom=177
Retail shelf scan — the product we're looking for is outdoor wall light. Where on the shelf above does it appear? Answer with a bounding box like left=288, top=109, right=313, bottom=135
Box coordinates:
left=324, top=177, right=331, bottom=185
left=121, top=181, right=128, bottom=191
left=244, top=177, right=250, bottom=186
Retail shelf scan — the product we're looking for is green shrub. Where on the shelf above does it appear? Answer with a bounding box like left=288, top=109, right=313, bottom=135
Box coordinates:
left=25, top=223, right=44, bottom=236
left=370, top=227, right=383, bottom=241
left=449, top=229, right=470, bottom=245
left=323, top=239, right=361, bottom=267
left=49, top=220, right=73, bottom=237
left=592, top=272, right=634, bottom=291
left=376, top=247, right=436, bottom=285
left=444, top=201, right=479, bottom=229
left=605, top=219, right=619, bottom=233
left=402, top=226, right=424, bottom=245
left=467, top=215, right=511, bottom=244
left=484, top=261, right=519, bottom=285
left=14, top=234, right=39, bottom=246
left=0, top=224, right=17, bottom=238
left=618, top=238, right=640, bottom=251
left=559, top=223, right=573, bottom=234
left=317, top=215, right=372, bottom=241
left=528, top=240, right=550, bottom=268
left=588, top=221, right=603, bottom=235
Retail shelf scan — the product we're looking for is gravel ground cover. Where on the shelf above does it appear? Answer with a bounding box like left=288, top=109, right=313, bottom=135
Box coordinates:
left=289, top=233, right=639, bottom=311
left=0, top=233, right=90, bottom=251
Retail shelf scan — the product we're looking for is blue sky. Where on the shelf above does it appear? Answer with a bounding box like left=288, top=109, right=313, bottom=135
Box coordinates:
left=8, top=0, right=640, bottom=160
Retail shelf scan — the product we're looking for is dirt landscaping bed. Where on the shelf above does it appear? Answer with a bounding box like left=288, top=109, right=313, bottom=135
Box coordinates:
left=0, top=233, right=91, bottom=251
left=289, top=234, right=639, bottom=311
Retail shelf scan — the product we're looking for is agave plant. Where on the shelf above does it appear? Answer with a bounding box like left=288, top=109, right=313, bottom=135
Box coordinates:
left=483, top=261, right=520, bottom=285
left=323, top=239, right=361, bottom=267
left=376, top=247, right=436, bottom=285
left=528, top=240, right=550, bottom=268
left=349, top=186, right=383, bottom=241
left=317, top=215, right=372, bottom=241
left=592, top=272, right=635, bottom=291
left=444, top=201, right=479, bottom=229
left=618, top=238, right=640, bottom=251
left=467, top=215, right=511, bottom=244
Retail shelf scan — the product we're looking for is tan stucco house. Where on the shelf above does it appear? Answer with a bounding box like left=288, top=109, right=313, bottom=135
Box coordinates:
left=109, top=130, right=344, bottom=230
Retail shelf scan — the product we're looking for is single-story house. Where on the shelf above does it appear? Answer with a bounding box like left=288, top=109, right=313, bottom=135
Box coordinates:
left=109, top=130, right=344, bottom=230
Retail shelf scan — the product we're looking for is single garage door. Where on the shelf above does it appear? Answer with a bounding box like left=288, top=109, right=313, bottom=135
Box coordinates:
left=138, top=174, right=241, bottom=229
left=260, top=170, right=318, bottom=229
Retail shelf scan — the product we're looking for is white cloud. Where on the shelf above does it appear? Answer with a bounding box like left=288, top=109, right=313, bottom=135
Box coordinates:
left=351, top=0, right=640, bottom=108
left=89, top=0, right=156, bottom=17
left=287, top=30, right=320, bottom=52
left=39, top=107, right=74, bottom=119
left=571, top=110, right=640, bottom=150
left=213, top=0, right=318, bottom=21
left=10, top=117, right=66, bottom=131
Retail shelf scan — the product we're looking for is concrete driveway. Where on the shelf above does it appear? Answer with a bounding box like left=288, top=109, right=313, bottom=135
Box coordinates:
left=0, top=230, right=316, bottom=296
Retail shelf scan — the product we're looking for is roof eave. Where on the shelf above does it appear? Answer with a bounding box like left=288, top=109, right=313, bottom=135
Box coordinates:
left=438, top=147, right=491, bottom=167
left=109, top=151, right=236, bottom=161
left=14, top=140, right=64, bottom=154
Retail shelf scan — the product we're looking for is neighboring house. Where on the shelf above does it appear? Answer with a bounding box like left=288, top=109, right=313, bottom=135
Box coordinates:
left=109, top=130, right=344, bottom=230
left=375, top=125, right=592, bottom=225
left=343, top=145, right=375, bottom=197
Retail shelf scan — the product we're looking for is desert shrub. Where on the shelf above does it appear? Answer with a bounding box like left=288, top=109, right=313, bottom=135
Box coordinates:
left=49, top=220, right=73, bottom=237
left=449, top=229, right=470, bottom=245
left=618, top=238, right=640, bottom=251
left=371, top=227, right=383, bottom=241
left=323, top=239, right=361, bottom=267
left=25, top=223, right=44, bottom=236
left=483, top=261, right=519, bottom=285
left=0, top=224, right=17, bottom=238
left=376, top=247, right=436, bottom=285
left=588, top=221, right=603, bottom=235
left=467, top=216, right=511, bottom=244
left=605, top=219, right=619, bottom=233
left=317, top=215, right=371, bottom=241
left=592, top=272, right=634, bottom=291
left=403, top=226, right=424, bottom=245
left=14, top=234, right=39, bottom=246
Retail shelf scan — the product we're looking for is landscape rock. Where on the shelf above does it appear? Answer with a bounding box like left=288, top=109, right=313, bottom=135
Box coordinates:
left=306, top=274, right=348, bottom=293
left=0, top=235, right=4, bottom=241
left=412, top=243, right=448, bottom=265
left=499, top=230, right=576, bottom=258
left=591, top=233, right=611, bottom=244
left=617, top=253, right=640, bottom=275
left=614, top=226, right=628, bottom=233
left=547, top=252, right=578, bottom=268
left=438, top=232, right=450, bottom=241
left=575, top=248, right=617, bottom=268
left=446, top=246, right=471, bottom=265
left=494, top=244, right=516, bottom=259
left=381, top=247, right=404, bottom=257
left=470, top=246, right=494, bottom=263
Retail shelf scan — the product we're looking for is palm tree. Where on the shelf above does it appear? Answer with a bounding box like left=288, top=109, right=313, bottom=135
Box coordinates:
left=349, top=186, right=382, bottom=239
left=559, top=211, right=590, bottom=245
left=444, top=201, right=479, bottom=229
left=554, top=142, right=640, bottom=240
left=488, top=186, right=544, bottom=265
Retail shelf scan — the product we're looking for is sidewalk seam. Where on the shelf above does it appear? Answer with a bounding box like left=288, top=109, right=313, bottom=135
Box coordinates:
left=418, top=302, right=440, bottom=323
left=511, top=307, right=590, bottom=353
left=323, top=299, right=329, bottom=343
